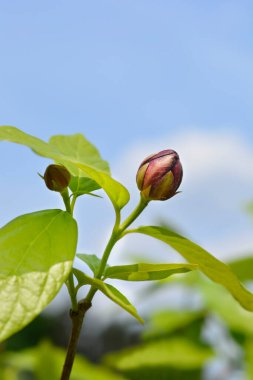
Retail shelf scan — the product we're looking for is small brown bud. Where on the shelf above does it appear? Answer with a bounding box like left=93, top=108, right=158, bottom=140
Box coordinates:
left=44, top=164, right=71, bottom=192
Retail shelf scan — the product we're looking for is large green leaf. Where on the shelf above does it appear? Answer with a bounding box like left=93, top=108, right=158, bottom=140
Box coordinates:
left=0, top=209, right=77, bottom=342
left=0, top=126, right=54, bottom=157
left=73, top=269, right=143, bottom=323
left=49, top=133, right=110, bottom=174
left=0, top=126, right=130, bottom=210
left=49, top=134, right=110, bottom=195
left=0, top=126, right=109, bottom=177
left=48, top=134, right=130, bottom=209
left=127, top=226, right=253, bottom=311
left=104, top=263, right=197, bottom=281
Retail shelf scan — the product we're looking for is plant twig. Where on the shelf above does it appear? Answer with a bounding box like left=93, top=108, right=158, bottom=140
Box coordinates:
left=61, top=195, right=148, bottom=379
left=60, top=299, right=92, bottom=380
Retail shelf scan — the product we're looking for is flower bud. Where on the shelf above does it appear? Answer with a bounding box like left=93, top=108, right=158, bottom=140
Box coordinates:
left=136, top=149, right=183, bottom=201
left=43, top=164, right=71, bottom=192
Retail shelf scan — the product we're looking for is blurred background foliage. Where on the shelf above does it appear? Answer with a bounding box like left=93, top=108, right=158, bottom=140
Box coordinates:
left=0, top=203, right=252, bottom=380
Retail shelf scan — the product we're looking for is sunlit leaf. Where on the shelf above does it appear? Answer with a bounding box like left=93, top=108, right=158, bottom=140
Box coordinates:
left=0, top=126, right=54, bottom=157
left=75, top=163, right=130, bottom=210
left=49, top=133, right=110, bottom=174
left=0, top=210, right=77, bottom=342
left=104, top=263, right=197, bottom=281
left=0, top=126, right=130, bottom=210
left=127, top=226, right=253, bottom=311
left=73, top=269, right=143, bottom=323
left=49, top=134, right=110, bottom=195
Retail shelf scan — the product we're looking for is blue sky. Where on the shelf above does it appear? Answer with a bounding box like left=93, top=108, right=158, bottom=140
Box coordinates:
left=0, top=1, right=253, bottom=316
left=0, top=0, right=252, bottom=158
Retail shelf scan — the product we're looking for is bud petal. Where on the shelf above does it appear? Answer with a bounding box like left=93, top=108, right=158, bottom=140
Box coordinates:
left=44, top=164, right=71, bottom=192
left=136, top=149, right=183, bottom=201
left=136, top=162, right=149, bottom=189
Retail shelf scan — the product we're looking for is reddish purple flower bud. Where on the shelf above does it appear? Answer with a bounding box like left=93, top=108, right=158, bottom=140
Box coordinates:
left=136, top=149, right=183, bottom=201
left=44, top=164, right=71, bottom=192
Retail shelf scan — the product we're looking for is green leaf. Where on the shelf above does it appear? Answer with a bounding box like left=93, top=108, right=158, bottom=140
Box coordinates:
left=228, top=256, right=253, bottom=282
left=199, top=280, right=253, bottom=335
left=143, top=310, right=204, bottom=341
left=49, top=134, right=110, bottom=174
left=49, top=134, right=110, bottom=195
left=127, top=226, right=253, bottom=311
left=0, top=126, right=130, bottom=210
left=67, top=161, right=129, bottom=209
left=246, top=201, right=253, bottom=217
left=0, top=209, right=77, bottom=342
left=75, top=163, right=130, bottom=210
left=69, top=177, right=101, bottom=196
left=245, top=338, right=253, bottom=380
left=0, top=340, right=127, bottom=380
left=77, top=254, right=105, bottom=276
left=48, top=135, right=130, bottom=209
left=0, top=126, right=54, bottom=157
left=104, top=263, right=197, bottom=281
left=104, top=337, right=213, bottom=371
left=73, top=269, right=144, bottom=323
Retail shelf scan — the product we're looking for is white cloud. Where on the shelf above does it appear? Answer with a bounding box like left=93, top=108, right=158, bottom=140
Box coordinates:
left=114, top=128, right=253, bottom=189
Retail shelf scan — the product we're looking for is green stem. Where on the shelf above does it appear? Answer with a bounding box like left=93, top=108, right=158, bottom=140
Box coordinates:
left=60, top=299, right=91, bottom=380
left=62, top=188, right=78, bottom=311
left=118, top=195, right=149, bottom=234
left=66, top=272, right=78, bottom=311
left=61, top=188, right=71, bottom=213
left=97, top=232, right=119, bottom=278
left=83, top=234, right=117, bottom=305
left=85, top=196, right=149, bottom=301
left=84, top=208, right=121, bottom=303
left=70, top=194, right=77, bottom=215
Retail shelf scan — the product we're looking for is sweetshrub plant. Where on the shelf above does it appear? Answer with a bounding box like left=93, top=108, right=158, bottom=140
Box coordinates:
left=0, top=126, right=253, bottom=379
